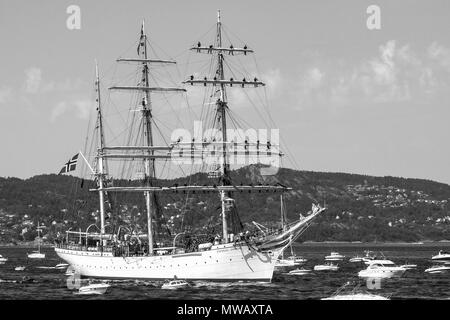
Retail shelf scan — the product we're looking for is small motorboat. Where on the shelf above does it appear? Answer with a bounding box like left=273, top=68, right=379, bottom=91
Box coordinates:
left=313, top=262, right=339, bottom=271
left=349, top=256, right=364, bottom=263
left=287, top=268, right=313, bottom=275
left=77, top=283, right=110, bottom=295
left=322, top=292, right=389, bottom=300
left=321, top=281, right=390, bottom=300
left=0, top=254, right=8, bottom=263
left=161, top=278, right=190, bottom=289
left=400, top=264, right=417, bottom=270
left=363, top=258, right=395, bottom=266
left=55, top=263, right=69, bottom=270
left=27, top=251, right=45, bottom=259
left=425, top=264, right=450, bottom=274
left=358, top=262, right=406, bottom=279
left=325, top=252, right=345, bottom=261
left=275, top=255, right=307, bottom=268
left=27, top=222, right=45, bottom=259
left=15, top=266, right=26, bottom=271
left=349, top=250, right=375, bottom=263
left=431, top=250, right=450, bottom=263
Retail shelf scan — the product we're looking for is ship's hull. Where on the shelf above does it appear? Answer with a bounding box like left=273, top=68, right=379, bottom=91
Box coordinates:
left=55, top=243, right=282, bottom=281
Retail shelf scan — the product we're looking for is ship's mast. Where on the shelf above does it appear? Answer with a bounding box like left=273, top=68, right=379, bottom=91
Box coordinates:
left=108, top=22, right=185, bottom=255
left=140, top=21, right=156, bottom=255
left=95, top=61, right=107, bottom=238
left=216, top=10, right=231, bottom=243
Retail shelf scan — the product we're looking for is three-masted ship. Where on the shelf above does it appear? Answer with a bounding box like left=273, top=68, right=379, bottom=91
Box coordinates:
left=55, top=12, right=325, bottom=281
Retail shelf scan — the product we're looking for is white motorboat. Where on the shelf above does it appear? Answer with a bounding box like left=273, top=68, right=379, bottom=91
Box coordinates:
left=325, top=252, right=345, bottom=261
left=286, top=255, right=307, bottom=264
left=27, top=222, right=45, bottom=259
left=349, top=256, right=364, bottom=263
left=287, top=268, right=313, bottom=275
left=400, top=264, right=417, bottom=270
left=161, top=279, right=190, bottom=289
left=0, top=254, right=7, bottom=263
left=314, top=262, right=339, bottom=271
left=15, top=266, right=26, bottom=271
left=275, top=258, right=295, bottom=268
left=425, top=264, right=450, bottom=274
left=431, top=250, right=450, bottom=262
left=358, top=262, right=406, bottom=279
left=322, top=292, right=389, bottom=300
left=77, top=283, right=110, bottom=295
left=321, top=281, right=390, bottom=300
left=275, top=255, right=307, bottom=268
left=350, top=250, right=375, bottom=263
left=364, top=258, right=395, bottom=265
left=27, top=252, right=45, bottom=259
left=55, top=263, right=69, bottom=270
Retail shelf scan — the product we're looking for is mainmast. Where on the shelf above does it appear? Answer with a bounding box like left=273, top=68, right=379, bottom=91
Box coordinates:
left=216, top=10, right=231, bottom=243
left=140, top=20, right=156, bottom=256
left=183, top=11, right=266, bottom=244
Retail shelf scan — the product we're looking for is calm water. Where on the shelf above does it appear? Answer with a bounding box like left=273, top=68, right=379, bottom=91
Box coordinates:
left=0, top=243, right=449, bottom=300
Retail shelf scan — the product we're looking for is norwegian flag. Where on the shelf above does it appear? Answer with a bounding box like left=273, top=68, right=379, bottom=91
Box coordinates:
left=59, top=153, right=79, bottom=174
left=137, top=23, right=145, bottom=55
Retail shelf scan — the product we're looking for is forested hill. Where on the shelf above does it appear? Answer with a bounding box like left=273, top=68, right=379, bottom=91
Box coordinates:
left=1, top=165, right=450, bottom=244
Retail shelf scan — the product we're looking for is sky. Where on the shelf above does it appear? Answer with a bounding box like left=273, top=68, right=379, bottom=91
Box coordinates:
left=1, top=0, right=450, bottom=184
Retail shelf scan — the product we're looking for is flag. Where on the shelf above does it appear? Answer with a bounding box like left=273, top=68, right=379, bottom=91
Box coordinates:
left=59, top=153, right=79, bottom=174
left=137, top=23, right=145, bottom=55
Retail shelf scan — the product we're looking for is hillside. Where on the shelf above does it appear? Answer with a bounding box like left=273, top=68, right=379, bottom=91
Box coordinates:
left=1, top=165, right=450, bottom=244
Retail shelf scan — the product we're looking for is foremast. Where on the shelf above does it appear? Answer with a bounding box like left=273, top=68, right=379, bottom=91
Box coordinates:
left=95, top=61, right=107, bottom=238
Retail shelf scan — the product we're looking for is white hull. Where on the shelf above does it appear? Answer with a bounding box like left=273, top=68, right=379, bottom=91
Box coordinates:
left=275, top=258, right=305, bottom=268
left=314, top=265, right=339, bottom=271
left=28, top=253, right=45, bottom=259
left=322, top=293, right=389, bottom=300
left=325, top=258, right=344, bottom=261
left=56, top=243, right=282, bottom=281
left=358, top=268, right=405, bottom=278
left=77, top=284, right=110, bottom=295
left=425, top=266, right=450, bottom=274
left=287, top=268, right=312, bottom=275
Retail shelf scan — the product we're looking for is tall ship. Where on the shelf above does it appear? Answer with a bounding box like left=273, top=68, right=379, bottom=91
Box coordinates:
left=55, top=11, right=325, bottom=281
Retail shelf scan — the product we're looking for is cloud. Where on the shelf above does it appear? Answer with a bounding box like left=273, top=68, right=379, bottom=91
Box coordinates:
left=297, top=67, right=326, bottom=107
left=23, top=67, right=85, bottom=95
left=25, top=67, right=42, bottom=94
left=295, top=40, right=450, bottom=108
left=51, top=101, right=69, bottom=122
left=0, top=86, right=12, bottom=104
left=51, top=99, right=93, bottom=122
left=74, top=100, right=94, bottom=119
left=428, top=42, right=450, bottom=72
